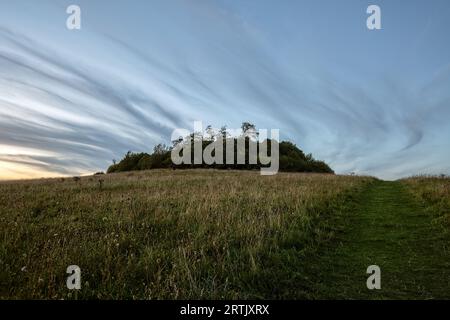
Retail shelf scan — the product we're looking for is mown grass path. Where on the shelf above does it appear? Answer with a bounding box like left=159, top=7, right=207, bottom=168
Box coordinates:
left=307, top=180, right=450, bottom=299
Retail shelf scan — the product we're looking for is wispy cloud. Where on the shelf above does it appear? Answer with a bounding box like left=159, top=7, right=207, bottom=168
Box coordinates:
left=0, top=0, right=449, bottom=180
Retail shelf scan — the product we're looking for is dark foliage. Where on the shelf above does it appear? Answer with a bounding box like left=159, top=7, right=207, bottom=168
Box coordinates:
left=107, top=123, right=334, bottom=174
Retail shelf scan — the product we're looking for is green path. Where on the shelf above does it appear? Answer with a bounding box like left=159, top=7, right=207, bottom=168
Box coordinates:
left=308, top=180, right=450, bottom=299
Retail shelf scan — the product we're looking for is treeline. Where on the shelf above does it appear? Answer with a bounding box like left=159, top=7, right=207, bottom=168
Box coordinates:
left=107, top=123, right=334, bottom=174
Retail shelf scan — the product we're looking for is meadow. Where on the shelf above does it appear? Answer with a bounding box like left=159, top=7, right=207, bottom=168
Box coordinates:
left=0, top=170, right=373, bottom=299
left=402, top=176, right=450, bottom=232
left=1, top=170, right=449, bottom=299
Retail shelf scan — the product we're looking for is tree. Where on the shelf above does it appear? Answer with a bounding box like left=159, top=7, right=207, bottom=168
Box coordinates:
left=138, top=154, right=153, bottom=170
left=172, top=136, right=184, bottom=147
left=219, top=125, right=229, bottom=139
left=241, top=122, right=258, bottom=140
left=153, top=144, right=169, bottom=155
left=106, top=122, right=334, bottom=174
left=205, top=125, right=215, bottom=141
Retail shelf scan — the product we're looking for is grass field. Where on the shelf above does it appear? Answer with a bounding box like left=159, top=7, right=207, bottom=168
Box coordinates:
left=402, top=176, right=450, bottom=232
left=0, top=170, right=449, bottom=299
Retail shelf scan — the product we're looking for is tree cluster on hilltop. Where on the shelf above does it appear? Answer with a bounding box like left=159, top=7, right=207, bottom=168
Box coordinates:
left=107, top=122, right=334, bottom=174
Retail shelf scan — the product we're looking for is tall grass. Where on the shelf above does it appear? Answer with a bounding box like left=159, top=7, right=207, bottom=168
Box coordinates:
left=0, top=170, right=374, bottom=299
left=402, top=176, right=450, bottom=231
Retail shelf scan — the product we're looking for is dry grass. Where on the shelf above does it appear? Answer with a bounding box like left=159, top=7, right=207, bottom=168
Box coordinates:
left=402, top=176, right=450, bottom=229
left=0, top=169, right=374, bottom=299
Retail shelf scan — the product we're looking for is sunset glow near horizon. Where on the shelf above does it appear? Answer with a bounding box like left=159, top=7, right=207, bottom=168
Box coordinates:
left=1, top=0, right=450, bottom=180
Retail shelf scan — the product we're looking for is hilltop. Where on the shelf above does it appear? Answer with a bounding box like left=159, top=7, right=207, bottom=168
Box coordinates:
left=107, top=122, right=333, bottom=174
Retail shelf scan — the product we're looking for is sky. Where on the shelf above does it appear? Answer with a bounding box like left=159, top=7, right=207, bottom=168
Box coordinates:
left=0, top=0, right=449, bottom=180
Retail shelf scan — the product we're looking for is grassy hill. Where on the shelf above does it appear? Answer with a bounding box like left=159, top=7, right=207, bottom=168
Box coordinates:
left=0, top=171, right=449, bottom=299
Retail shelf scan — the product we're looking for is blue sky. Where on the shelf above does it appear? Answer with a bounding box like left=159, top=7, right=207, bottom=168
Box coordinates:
left=0, top=0, right=449, bottom=180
